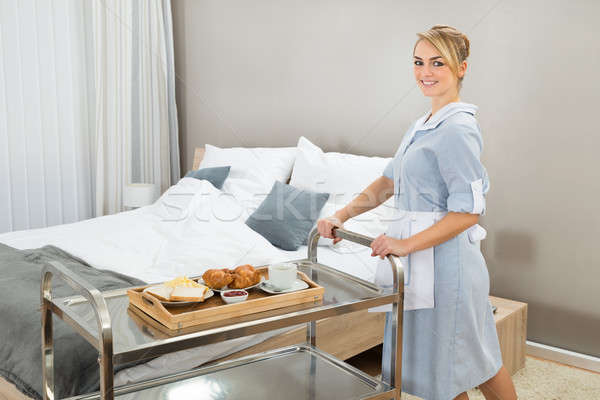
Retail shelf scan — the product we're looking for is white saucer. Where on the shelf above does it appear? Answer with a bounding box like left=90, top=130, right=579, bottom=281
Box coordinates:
left=259, top=279, right=309, bottom=294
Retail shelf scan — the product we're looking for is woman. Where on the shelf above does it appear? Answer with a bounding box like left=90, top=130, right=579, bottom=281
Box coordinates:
left=317, top=25, right=517, bottom=400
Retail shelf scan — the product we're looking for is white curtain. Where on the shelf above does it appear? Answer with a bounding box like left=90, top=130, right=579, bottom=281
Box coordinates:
left=0, top=0, right=95, bottom=233
left=0, top=0, right=180, bottom=232
left=93, top=0, right=180, bottom=216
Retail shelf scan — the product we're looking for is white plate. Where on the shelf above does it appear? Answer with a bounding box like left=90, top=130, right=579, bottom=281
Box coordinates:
left=201, top=276, right=265, bottom=292
left=259, top=279, right=309, bottom=294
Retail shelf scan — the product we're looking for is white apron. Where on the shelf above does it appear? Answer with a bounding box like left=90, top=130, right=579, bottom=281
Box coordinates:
left=371, top=211, right=487, bottom=312
left=371, top=210, right=445, bottom=312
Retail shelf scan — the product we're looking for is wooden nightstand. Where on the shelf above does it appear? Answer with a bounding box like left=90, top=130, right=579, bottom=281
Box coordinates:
left=490, top=296, right=528, bottom=375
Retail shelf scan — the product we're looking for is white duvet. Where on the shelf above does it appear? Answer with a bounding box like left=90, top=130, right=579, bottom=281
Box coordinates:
left=0, top=177, right=381, bottom=386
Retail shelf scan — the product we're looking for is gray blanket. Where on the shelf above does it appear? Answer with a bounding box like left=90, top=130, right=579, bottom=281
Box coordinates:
left=0, top=244, right=145, bottom=399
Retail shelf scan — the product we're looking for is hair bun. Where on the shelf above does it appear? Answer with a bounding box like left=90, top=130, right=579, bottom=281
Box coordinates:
left=461, top=34, right=470, bottom=58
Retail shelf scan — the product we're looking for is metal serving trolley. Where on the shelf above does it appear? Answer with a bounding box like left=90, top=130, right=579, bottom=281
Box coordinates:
left=41, top=227, right=405, bottom=400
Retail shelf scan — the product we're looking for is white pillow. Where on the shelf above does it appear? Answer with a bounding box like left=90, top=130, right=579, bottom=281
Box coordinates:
left=290, top=136, right=394, bottom=211
left=290, top=137, right=396, bottom=245
left=199, top=144, right=297, bottom=216
left=199, top=144, right=297, bottom=185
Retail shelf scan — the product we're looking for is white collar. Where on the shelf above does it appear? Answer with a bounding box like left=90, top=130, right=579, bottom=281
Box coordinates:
left=416, top=102, right=478, bottom=131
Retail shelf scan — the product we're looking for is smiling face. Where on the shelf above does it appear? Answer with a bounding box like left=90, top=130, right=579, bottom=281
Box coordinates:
left=413, top=39, right=465, bottom=101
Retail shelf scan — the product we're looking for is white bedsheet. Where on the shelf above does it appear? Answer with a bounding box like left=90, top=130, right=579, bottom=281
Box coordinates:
left=0, top=177, right=380, bottom=386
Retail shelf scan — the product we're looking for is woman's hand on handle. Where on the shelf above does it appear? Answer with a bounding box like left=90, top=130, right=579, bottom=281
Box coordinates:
left=316, top=175, right=394, bottom=245
left=316, top=216, right=344, bottom=244
left=370, top=234, right=412, bottom=258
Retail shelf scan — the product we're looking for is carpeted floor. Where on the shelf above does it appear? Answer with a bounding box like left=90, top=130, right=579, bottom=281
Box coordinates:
left=456, top=356, right=600, bottom=400
left=347, top=347, right=600, bottom=399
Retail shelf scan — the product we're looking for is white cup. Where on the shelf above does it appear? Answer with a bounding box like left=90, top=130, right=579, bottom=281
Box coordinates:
left=268, top=262, right=297, bottom=290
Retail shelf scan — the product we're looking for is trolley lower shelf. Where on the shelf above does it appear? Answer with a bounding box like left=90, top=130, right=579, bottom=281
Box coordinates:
left=68, top=345, right=395, bottom=400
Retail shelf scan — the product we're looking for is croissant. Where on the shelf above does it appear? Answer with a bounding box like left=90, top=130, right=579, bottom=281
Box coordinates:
left=229, top=264, right=260, bottom=289
left=233, top=264, right=256, bottom=275
left=202, top=268, right=234, bottom=289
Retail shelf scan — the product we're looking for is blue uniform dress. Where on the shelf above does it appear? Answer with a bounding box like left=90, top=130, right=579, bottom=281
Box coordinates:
left=380, top=102, right=503, bottom=400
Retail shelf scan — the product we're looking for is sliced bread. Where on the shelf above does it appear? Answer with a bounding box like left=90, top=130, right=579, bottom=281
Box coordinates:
left=169, top=286, right=208, bottom=302
left=143, top=285, right=173, bottom=302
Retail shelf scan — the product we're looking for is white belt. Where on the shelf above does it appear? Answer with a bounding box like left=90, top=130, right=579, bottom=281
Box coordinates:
left=370, top=210, right=486, bottom=312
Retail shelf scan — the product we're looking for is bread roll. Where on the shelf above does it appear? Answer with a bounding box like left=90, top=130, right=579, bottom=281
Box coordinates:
left=230, top=264, right=260, bottom=289
left=202, top=269, right=234, bottom=289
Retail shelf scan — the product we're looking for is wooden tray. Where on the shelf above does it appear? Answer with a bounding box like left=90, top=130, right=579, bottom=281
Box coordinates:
left=127, top=267, right=324, bottom=330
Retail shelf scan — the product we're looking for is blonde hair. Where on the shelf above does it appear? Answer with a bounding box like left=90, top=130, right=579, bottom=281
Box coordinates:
left=415, top=25, right=470, bottom=87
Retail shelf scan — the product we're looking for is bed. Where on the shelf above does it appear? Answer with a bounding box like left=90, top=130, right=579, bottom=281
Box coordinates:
left=0, top=138, right=393, bottom=399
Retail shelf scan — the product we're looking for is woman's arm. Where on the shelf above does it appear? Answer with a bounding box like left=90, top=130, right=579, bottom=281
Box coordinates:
left=370, top=212, right=478, bottom=258
left=317, top=176, right=394, bottom=243
left=334, top=176, right=394, bottom=223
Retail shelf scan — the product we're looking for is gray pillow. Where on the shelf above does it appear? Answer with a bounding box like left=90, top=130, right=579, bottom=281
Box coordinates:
left=185, top=166, right=231, bottom=189
left=246, top=181, right=329, bottom=251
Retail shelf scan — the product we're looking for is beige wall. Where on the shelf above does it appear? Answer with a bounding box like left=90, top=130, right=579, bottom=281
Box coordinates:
left=172, top=0, right=600, bottom=358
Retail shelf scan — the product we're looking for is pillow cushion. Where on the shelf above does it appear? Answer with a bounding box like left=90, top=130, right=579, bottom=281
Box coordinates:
left=199, top=144, right=297, bottom=189
left=245, top=181, right=329, bottom=251
left=290, top=136, right=392, bottom=208
left=199, top=144, right=298, bottom=217
left=289, top=136, right=396, bottom=246
left=184, top=166, right=231, bottom=189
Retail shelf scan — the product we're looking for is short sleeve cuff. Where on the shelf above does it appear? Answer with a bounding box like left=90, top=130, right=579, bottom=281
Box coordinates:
left=446, top=192, right=486, bottom=215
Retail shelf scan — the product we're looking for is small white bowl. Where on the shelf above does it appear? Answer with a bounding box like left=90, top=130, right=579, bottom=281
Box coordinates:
left=220, top=289, right=248, bottom=304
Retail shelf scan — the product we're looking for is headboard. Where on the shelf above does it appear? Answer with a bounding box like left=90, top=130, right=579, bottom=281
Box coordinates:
left=192, top=148, right=205, bottom=170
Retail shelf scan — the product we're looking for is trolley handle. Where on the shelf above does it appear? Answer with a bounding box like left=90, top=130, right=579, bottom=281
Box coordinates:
left=41, top=260, right=115, bottom=399
left=306, top=226, right=404, bottom=292
left=41, top=261, right=113, bottom=340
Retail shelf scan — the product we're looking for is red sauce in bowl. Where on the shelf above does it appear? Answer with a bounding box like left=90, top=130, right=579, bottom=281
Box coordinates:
left=223, top=290, right=247, bottom=297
